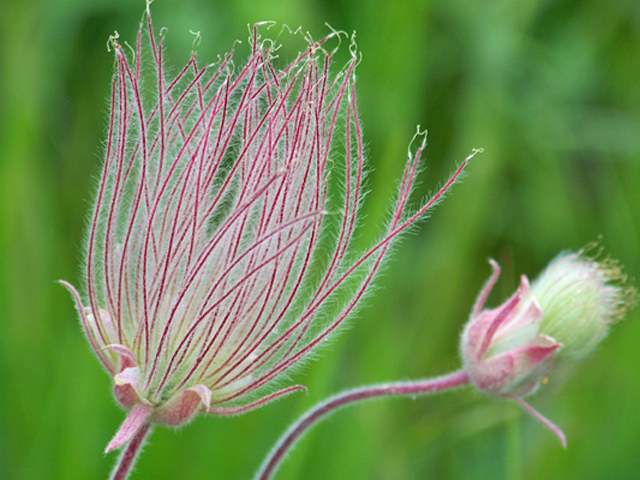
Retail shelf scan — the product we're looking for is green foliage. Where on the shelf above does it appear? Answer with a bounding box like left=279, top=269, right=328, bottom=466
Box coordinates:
left=1, top=0, right=639, bottom=479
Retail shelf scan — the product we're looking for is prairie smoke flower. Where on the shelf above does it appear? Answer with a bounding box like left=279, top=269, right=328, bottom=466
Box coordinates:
left=61, top=12, right=469, bottom=452
left=461, top=251, right=636, bottom=445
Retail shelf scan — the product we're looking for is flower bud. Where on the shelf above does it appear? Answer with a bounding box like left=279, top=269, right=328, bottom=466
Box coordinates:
left=462, top=252, right=635, bottom=398
left=460, top=261, right=561, bottom=398
left=460, top=251, right=635, bottom=445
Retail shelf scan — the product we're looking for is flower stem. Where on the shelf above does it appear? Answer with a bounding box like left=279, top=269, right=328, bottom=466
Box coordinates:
left=255, top=370, right=469, bottom=480
left=110, top=422, right=153, bottom=480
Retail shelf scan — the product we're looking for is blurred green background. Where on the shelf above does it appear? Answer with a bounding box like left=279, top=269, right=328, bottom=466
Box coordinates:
left=1, top=0, right=639, bottom=479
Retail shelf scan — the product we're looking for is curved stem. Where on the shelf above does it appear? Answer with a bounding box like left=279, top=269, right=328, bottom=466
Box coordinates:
left=110, top=422, right=153, bottom=480
left=509, top=395, right=566, bottom=448
left=255, top=370, right=469, bottom=480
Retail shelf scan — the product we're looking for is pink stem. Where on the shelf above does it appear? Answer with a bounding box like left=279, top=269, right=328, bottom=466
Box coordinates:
left=509, top=395, right=567, bottom=448
left=255, top=370, right=469, bottom=480
left=109, top=422, right=153, bottom=480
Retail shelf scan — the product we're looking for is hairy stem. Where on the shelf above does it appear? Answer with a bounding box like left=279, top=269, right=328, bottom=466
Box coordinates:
left=110, top=423, right=153, bottom=480
left=255, top=370, right=469, bottom=480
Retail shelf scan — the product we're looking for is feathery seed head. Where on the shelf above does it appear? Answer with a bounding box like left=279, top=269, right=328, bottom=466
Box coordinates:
left=62, top=10, right=471, bottom=452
